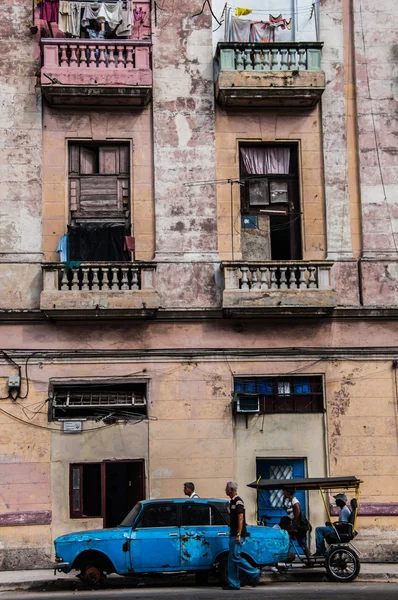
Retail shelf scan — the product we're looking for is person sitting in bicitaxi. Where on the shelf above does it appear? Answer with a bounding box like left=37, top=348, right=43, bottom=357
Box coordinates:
left=313, top=493, right=351, bottom=556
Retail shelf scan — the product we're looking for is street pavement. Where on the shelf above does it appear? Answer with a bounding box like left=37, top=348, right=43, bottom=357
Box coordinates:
left=0, top=582, right=398, bottom=600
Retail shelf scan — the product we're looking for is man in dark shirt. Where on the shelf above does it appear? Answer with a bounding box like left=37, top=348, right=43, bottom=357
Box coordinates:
left=225, top=481, right=261, bottom=590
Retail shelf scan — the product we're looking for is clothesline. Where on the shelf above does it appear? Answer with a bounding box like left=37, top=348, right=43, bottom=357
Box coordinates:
left=225, top=2, right=319, bottom=16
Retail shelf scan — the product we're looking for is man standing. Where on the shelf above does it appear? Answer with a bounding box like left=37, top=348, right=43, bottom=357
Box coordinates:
left=183, top=482, right=199, bottom=498
left=314, top=493, right=351, bottom=556
left=224, top=481, right=260, bottom=590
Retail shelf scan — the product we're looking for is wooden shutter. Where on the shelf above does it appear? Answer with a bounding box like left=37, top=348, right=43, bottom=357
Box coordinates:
left=99, top=146, right=119, bottom=175
left=80, top=146, right=98, bottom=175
left=119, top=146, right=129, bottom=174
left=69, top=144, right=80, bottom=174
left=70, top=465, right=83, bottom=518
left=79, top=176, right=120, bottom=214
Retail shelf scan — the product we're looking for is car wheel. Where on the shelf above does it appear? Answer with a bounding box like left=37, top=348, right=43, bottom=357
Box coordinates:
left=81, top=564, right=105, bottom=586
left=217, top=555, right=253, bottom=587
left=325, top=547, right=360, bottom=583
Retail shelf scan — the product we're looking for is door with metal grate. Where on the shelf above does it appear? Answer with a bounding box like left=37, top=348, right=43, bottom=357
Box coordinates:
left=256, top=458, right=306, bottom=527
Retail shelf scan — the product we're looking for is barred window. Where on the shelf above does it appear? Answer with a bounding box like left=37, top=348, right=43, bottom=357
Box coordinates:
left=234, top=376, right=324, bottom=413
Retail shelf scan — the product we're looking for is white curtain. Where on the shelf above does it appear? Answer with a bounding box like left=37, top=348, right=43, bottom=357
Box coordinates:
left=241, top=147, right=290, bottom=175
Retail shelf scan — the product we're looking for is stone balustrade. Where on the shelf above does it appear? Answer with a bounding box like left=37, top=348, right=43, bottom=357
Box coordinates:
left=217, top=42, right=323, bottom=72
left=40, top=39, right=152, bottom=106
left=41, top=262, right=160, bottom=319
left=221, top=261, right=336, bottom=312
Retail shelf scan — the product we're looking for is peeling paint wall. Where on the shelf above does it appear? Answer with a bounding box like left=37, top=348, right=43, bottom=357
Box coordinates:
left=152, top=2, right=219, bottom=308
left=0, top=0, right=43, bottom=308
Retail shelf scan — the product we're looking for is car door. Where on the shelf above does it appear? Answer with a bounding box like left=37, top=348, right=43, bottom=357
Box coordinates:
left=180, top=503, right=229, bottom=569
left=256, top=458, right=307, bottom=526
left=130, top=502, right=180, bottom=571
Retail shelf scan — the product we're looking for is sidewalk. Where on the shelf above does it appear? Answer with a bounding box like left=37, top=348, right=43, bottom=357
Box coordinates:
left=0, top=563, right=397, bottom=592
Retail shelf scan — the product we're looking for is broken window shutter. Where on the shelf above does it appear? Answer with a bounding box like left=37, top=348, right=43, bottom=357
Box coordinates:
left=69, top=144, right=80, bottom=174
left=70, top=465, right=83, bottom=517
left=117, top=178, right=130, bottom=212
left=69, top=178, right=80, bottom=212
left=99, top=146, right=119, bottom=175
left=80, top=146, right=98, bottom=175
left=119, top=145, right=129, bottom=174
left=80, top=176, right=119, bottom=214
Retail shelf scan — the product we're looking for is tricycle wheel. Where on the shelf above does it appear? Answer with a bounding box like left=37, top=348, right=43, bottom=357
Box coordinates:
left=325, top=547, right=360, bottom=583
left=217, top=555, right=253, bottom=587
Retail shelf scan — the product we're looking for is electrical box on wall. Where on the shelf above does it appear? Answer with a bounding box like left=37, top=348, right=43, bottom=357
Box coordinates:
left=8, top=376, right=21, bottom=389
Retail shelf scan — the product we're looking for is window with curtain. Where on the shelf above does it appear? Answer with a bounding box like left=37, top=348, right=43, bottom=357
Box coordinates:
left=240, top=144, right=301, bottom=260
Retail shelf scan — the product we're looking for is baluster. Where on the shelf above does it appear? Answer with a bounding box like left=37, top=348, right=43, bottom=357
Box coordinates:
left=240, top=266, right=249, bottom=290
left=269, top=267, right=278, bottom=289
left=299, top=267, right=308, bottom=289
left=271, top=48, right=279, bottom=70
left=289, top=268, right=298, bottom=289
left=79, top=44, right=87, bottom=68
left=60, top=268, right=69, bottom=290
left=60, top=44, right=68, bottom=66
left=117, top=45, right=126, bottom=68
left=250, top=268, right=259, bottom=290
left=244, top=49, right=253, bottom=71
left=88, top=45, right=96, bottom=67
left=298, top=48, right=307, bottom=70
left=121, top=267, right=129, bottom=290
left=103, top=267, right=111, bottom=289
left=254, top=50, right=261, bottom=71
left=71, top=268, right=79, bottom=291
left=262, top=49, right=270, bottom=71
left=260, top=267, right=269, bottom=289
left=108, top=267, right=118, bottom=290
left=98, top=44, right=106, bottom=67
left=131, top=268, right=139, bottom=290
left=288, top=48, right=297, bottom=70
left=108, top=44, right=115, bottom=68
left=236, top=49, right=244, bottom=71
left=126, top=45, right=133, bottom=67
left=91, top=267, right=100, bottom=290
left=81, top=267, right=90, bottom=291
left=280, top=48, right=288, bottom=71
left=279, top=267, right=288, bottom=290
left=70, top=44, right=77, bottom=66
left=308, top=266, right=317, bottom=289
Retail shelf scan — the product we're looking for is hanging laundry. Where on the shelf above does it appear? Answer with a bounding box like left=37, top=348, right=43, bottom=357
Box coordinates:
left=235, top=8, right=252, bottom=17
left=56, top=234, right=70, bottom=263
left=58, top=2, right=82, bottom=37
left=251, top=21, right=270, bottom=43
left=117, top=0, right=134, bottom=37
left=41, top=0, right=60, bottom=23
left=133, top=7, right=145, bottom=23
left=269, top=14, right=292, bottom=31
left=81, top=2, right=123, bottom=30
left=229, top=16, right=251, bottom=42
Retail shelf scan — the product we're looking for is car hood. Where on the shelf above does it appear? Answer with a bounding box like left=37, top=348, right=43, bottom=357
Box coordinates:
left=55, top=527, right=128, bottom=545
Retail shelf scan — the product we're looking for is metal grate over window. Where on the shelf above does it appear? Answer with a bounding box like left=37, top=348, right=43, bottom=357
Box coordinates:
left=50, top=382, right=147, bottom=422
left=234, top=376, right=324, bottom=413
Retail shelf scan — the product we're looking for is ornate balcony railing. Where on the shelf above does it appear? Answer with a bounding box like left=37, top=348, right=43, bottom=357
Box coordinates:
left=40, top=262, right=160, bottom=318
left=217, top=41, right=323, bottom=72
left=221, top=261, right=335, bottom=312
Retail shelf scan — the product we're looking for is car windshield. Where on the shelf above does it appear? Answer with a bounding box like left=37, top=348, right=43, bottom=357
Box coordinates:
left=119, top=502, right=142, bottom=527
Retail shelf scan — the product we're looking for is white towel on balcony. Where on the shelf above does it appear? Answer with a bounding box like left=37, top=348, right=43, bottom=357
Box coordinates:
left=229, top=16, right=251, bottom=42
left=116, top=0, right=133, bottom=37
left=82, top=2, right=123, bottom=30
left=59, top=1, right=82, bottom=37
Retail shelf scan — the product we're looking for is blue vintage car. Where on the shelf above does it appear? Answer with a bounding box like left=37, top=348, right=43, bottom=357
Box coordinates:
left=54, top=498, right=290, bottom=585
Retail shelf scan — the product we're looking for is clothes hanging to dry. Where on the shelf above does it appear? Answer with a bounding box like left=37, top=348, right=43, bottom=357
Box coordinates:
left=58, top=1, right=82, bottom=37
left=81, top=2, right=123, bottom=30
left=117, top=0, right=133, bottom=37
left=40, top=0, right=60, bottom=23
left=68, top=223, right=129, bottom=262
left=229, top=14, right=293, bottom=43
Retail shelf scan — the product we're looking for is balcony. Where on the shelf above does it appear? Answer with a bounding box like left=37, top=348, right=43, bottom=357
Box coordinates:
left=215, top=42, right=325, bottom=108
left=222, top=261, right=335, bottom=316
left=41, top=262, right=160, bottom=320
left=41, top=39, right=152, bottom=107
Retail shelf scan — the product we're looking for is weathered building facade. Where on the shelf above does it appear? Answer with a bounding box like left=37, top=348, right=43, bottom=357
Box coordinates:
left=0, top=0, right=397, bottom=569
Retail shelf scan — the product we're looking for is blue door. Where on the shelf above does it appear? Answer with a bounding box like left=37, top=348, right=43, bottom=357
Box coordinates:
left=180, top=503, right=229, bottom=569
left=130, top=503, right=180, bottom=571
left=256, top=458, right=307, bottom=527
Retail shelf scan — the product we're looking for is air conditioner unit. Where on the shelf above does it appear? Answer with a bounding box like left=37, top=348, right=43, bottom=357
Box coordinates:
left=235, top=394, right=260, bottom=413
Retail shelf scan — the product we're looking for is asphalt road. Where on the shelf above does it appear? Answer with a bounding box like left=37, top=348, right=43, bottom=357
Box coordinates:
left=1, top=583, right=398, bottom=600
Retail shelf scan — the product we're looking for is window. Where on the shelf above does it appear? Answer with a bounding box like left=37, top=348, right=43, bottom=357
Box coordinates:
left=50, top=381, right=147, bottom=421
left=240, top=144, right=301, bottom=260
left=181, top=504, right=226, bottom=527
left=70, top=460, right=145, bottom=526
left=137, top=504, right=178, bottom=528
left=234, top=376, right=324, bottom=413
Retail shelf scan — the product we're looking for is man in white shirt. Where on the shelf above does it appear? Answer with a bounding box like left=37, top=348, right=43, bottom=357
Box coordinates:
left=314, top=493, right=351, bottom=556
left=183, top=482, right=199, bottom=499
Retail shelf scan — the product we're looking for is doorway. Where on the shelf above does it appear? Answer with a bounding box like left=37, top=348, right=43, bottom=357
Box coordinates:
left=256, top=458, right=307, bottom=527
left=104, top=461, right=145, bottom=528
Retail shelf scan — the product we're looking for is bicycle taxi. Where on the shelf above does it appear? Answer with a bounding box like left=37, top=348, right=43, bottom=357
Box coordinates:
left=247, top=475, right=363, bottom=582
